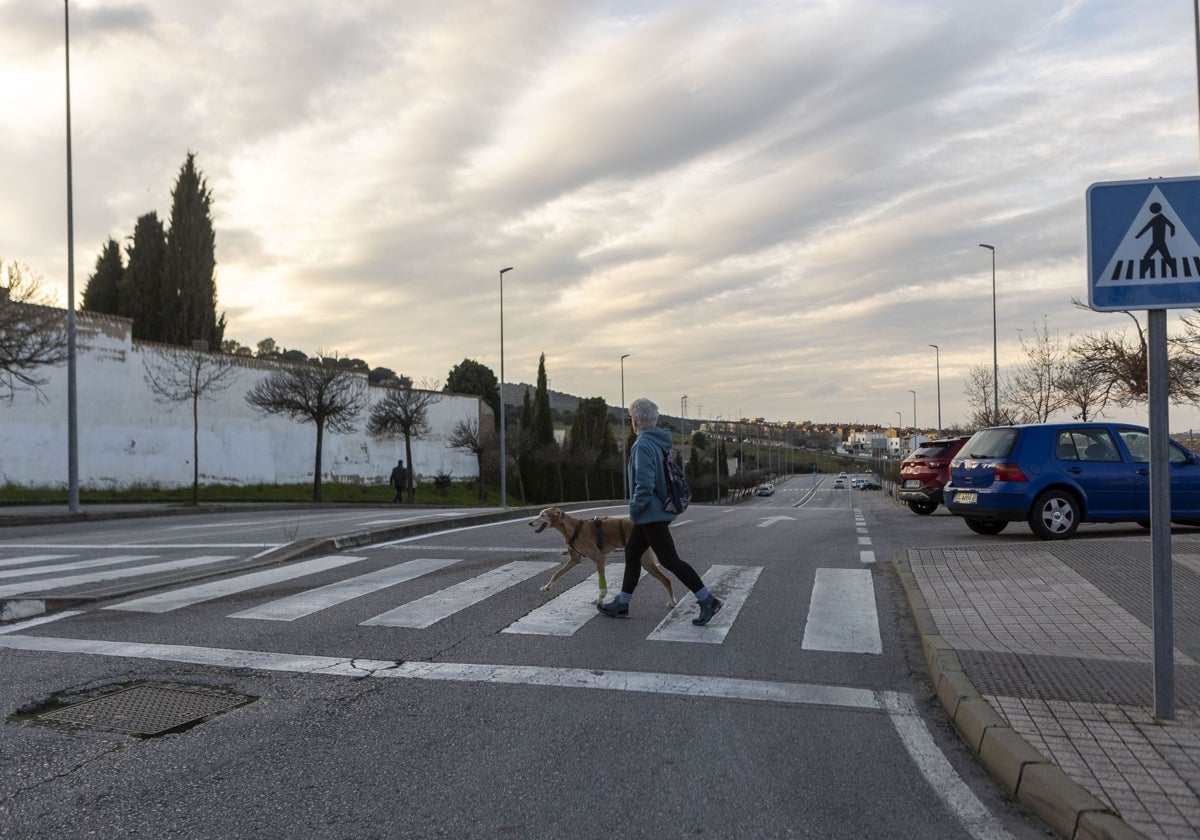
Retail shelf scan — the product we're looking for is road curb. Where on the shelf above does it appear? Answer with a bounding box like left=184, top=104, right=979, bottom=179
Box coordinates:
left=892, top=554, right=1146, bottom=840
left=1, top=506, right=546, bottom=624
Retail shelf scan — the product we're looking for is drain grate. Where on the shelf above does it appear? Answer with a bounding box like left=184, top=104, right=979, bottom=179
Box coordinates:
left=38, top=684, right=252, bottom=736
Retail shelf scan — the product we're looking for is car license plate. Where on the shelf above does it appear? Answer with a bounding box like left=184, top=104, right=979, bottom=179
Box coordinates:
left=955, top=491, right=977, bottom=504
left=904, top=480, right=921, bottom=488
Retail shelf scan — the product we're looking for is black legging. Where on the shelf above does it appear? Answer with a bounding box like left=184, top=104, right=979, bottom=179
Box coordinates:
left=621, top=520, right=705, bottom=596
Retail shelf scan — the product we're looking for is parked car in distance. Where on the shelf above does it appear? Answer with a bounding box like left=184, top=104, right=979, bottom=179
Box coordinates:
left=757, top=483, right=775, bottom=496
left=857, top=479, right=881, bottom=490
left=944, top=422, right=1200, bottom=540
left=898, top=436, right=971, bottom=515
left=833, top=477, right=846, bottom=489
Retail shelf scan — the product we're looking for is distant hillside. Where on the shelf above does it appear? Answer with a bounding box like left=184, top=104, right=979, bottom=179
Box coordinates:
left=502, top=383, right=678, bottom=427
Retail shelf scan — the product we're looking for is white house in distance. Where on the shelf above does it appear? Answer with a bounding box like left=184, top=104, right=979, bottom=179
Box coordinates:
left=0, top=306, right=486, bottom=491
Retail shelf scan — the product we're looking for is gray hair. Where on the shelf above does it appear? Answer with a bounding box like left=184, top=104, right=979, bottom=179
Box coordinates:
left=628, top=397, right=659, bottom=429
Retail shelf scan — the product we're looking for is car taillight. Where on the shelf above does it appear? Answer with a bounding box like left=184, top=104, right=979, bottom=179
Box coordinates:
left=927, top=460, right=943, bottom=468
left=993, top=463, right=1028, bottom=482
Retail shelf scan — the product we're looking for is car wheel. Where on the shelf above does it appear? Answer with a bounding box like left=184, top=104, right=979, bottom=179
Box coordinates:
left=907, top=500, right=937, bottom=515
left=1028, top=489, right=1080, bottom=540
left=965, top=518, right=1007, bottom=535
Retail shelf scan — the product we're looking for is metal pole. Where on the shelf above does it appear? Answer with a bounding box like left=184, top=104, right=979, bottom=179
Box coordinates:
left=1148, top=308, right=1174, bottom=719
left=930, top=344, right=941, bottom=435
left=909, top=390, right=917, bottom=443
left=64, top=0, right=79, bottom=513
left=979, top=244, right=998, bottom=424
left=620, top=354, right=629, bottom=500
left=498, top=267, right=512, bottom=507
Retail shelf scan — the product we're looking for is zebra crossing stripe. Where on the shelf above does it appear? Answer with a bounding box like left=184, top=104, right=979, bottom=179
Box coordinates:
left=362, top=560, right=557, bottom=629
left=802, top=568, right=882, bottom=654
left=0, top=554, right=74, bottom=570
left=0, top=556, right=225, bottom=598
left=502, top=571, right=658, bottom=636
left=0, top=555, right=157, bottom=581
left=502, top=573, right=607, bottom=636
left=228, top=558, right=461, bottom=622
left=108, top=555, right=368, bottom=614
left=647, top=565, right=761, bottom=644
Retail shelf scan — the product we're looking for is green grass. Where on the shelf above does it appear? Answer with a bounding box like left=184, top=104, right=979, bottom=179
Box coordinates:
left=0, top=479, right=511, bottom=507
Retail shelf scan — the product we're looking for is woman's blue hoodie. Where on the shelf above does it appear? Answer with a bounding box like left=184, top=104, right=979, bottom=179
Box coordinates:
left=628, top=426, right=675, bottom=524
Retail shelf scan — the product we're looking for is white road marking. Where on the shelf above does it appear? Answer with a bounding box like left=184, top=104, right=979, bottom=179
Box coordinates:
left=0, top=611, right=82, bottom=634
left=228, top=558, right=461, bottom=621
left=884, top=693, right=1014, bottom=840
left=502, top=573, right=607, bottom=636
left=802, top=568, right=882, bottom=654
left=0, top=555, right=234, bottom=597
left=0, top=632, right=890, bottom=710
left=860, top=551, right=876, bottom=565
left=107, top=555, right=368, bottom=613
left=0, top=543, right=277, bottom=550
left=388, top=545, right=564, bottom=554
left=0, top=555, right=157, bottom=580
left=648, top=565, right=761, bottom=644
left=361, top=560, right=557, bottom=628
left=857, top=536, right=872, bottom=545
left=0, top=554, right=74, bottom=569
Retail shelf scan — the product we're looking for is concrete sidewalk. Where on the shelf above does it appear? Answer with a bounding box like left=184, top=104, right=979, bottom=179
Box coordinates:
left=897, top=536, right=1200, bottom=840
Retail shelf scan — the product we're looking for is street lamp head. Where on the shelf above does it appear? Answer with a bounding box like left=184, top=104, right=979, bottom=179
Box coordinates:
left=929, top=343, right=938, bottom=351
left=621, top=353, right=630, bottom=361
left=500, top=266, right=513, bottom=275
left=978, top=243, right=994, bottom=251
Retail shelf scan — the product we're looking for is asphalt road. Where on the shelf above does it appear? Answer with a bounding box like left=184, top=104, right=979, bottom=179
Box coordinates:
left=0, top=483, right=1057, bottom=839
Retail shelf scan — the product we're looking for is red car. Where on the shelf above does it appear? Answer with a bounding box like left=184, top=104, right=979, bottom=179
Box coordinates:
left=897, top=436, right=970, bottom=515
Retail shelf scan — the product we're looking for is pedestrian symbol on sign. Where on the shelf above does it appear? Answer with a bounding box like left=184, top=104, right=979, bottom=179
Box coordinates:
left=1098, top=186, right=1200, bottom=285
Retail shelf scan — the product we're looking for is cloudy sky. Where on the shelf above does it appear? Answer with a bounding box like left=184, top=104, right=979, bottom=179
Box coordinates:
left=6, top=0, right=1200, bottom=432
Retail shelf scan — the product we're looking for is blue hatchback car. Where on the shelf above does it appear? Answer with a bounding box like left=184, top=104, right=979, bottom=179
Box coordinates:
left=943, top=422, right=1200, bottom=539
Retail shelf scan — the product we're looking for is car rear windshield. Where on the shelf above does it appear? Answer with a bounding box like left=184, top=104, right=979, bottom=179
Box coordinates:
left=910, top=441, right=960, bottom=458
left=960, top=428, right=1018, bottom=459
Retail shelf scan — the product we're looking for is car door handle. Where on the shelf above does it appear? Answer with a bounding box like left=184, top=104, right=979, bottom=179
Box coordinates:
left=1068, top=467, right=1082, bottom=474
left=1137, top=468, right=1149, bottom=476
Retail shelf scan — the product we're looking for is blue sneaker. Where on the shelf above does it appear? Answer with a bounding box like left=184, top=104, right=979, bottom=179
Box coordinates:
left=693, top=596, right=722, bottom=626
left=597, top=599, right=629, bottom=619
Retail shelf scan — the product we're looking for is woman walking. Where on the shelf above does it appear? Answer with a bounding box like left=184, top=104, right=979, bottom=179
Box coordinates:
left=598, top=397, right=722, bottom=625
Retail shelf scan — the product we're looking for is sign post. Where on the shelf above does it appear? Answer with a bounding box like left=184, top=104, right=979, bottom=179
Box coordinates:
left=1087, top=176, right=1200, bottom=720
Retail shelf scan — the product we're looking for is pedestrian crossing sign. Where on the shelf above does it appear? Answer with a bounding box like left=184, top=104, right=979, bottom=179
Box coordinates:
left=1087, top=176, right=1200, bottom=310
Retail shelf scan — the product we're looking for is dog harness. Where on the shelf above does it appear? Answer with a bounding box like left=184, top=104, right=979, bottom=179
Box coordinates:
left=566, top=516, right=627, bottom=553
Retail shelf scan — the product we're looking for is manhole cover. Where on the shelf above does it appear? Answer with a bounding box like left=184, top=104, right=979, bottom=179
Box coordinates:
left=38, top=684, right=252, bottom=736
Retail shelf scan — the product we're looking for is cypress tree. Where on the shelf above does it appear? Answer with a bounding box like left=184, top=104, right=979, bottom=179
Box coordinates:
left=120, top=212, right=168, bottom=341
left=165, top=152, right=224, bottom=348
left=80, top=237, right=123, bottom=315
left=530, top=353, right=554, bottom=446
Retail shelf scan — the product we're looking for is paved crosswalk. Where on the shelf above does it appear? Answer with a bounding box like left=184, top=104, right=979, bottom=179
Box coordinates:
left=0, top=542, right=884, bottom=652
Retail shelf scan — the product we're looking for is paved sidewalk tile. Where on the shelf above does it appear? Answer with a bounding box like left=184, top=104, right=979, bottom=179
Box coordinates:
left=989, top=696, right=1200, bottom=839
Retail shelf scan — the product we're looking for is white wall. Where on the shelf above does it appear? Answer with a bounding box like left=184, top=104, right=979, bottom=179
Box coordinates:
left=0, top=309, right=484, bottom=490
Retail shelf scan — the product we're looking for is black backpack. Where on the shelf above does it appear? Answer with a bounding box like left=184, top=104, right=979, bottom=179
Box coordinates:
left=662, top=449, right=692, bottom=514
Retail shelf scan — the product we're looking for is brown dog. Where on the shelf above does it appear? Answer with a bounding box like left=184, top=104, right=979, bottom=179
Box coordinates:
left=528, top=507, right=677, bottom=606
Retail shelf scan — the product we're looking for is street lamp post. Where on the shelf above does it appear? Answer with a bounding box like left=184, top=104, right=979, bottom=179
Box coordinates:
left=498, top=267, right=513, bottom=507
left=908, top=389, right=917, bottom=448
left=979, top=244, right=998, bottom=424
left=620, top=354, right=630, bottom=500
left=64, top=0, right=79, bottom=513
left=929, top=344, right=941, bottom=435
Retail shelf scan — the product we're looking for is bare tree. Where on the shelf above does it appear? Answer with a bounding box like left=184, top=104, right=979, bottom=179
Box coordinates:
left=366, top=377, right=442, bottom=503
left=0, top=260, right=68, bottom=401
left=1009, top=318, right=1068, bottom=423
left=962, top=365, right=1010, bottom=429
left=446, top=416, right=494, bottom=504
left=245, top=355, right=368, bottom=501
left=1057, top=355, right=1108, bottom=421
left=1070, top=300, right=1200, bottom=409
left=143, top=345, right=240, bottom=503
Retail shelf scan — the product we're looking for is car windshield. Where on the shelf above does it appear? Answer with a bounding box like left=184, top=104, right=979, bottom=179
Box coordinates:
left=961, top=428, right=1018, bottom=459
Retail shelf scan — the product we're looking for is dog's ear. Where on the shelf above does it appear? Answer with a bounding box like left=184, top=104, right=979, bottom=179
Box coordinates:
left=549, top=507, right=563, bottom=522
